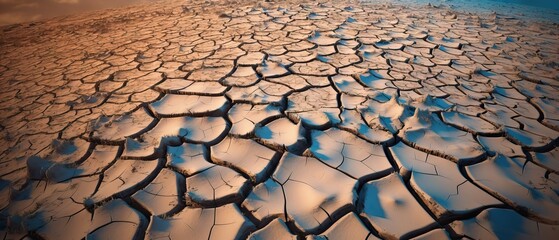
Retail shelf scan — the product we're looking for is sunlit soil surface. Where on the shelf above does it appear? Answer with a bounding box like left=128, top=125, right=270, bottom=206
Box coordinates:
left=0, top=0, right=152, bottom=26
left=0, top=0, right=558, bottom=239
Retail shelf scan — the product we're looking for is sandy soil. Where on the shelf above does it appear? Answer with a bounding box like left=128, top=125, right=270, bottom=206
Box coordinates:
left=0, top=0, right=558, bottom=239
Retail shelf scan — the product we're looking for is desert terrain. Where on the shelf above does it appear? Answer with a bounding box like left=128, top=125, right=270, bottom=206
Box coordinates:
left=0, top=0, right=558, bottom=239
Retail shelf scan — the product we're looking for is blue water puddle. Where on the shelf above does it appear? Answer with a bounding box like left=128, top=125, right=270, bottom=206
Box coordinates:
left=489, top=0, right=559, bottom=10
left=370, top=0, right=559, bottom=23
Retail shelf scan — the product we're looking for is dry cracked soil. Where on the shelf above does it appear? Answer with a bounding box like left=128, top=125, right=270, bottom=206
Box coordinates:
left=0, top=0, right=558, bottom=239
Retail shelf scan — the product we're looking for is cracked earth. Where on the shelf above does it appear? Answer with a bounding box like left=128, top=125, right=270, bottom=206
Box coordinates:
left=1, top=0, right=558, bottom=239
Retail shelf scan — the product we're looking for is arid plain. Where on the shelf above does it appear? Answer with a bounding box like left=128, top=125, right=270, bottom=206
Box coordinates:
left=0, top=0, right=558, bottom=239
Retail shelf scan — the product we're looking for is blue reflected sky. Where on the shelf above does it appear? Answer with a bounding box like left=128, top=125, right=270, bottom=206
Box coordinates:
left=491, top=0, right=559, bottom=10
left=377, top=0, right=559, bottom=22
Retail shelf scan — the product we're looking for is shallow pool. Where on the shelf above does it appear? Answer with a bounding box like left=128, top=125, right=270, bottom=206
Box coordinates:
left=369, top=0, right=559, bottom=23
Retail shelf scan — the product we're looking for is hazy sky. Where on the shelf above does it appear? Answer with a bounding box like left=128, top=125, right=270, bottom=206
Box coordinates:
left=0, top=0, right=149, bottom=26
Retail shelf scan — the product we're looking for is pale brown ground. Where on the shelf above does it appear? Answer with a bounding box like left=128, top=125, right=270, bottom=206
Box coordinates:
left=0, top=0, right=558, bottom=239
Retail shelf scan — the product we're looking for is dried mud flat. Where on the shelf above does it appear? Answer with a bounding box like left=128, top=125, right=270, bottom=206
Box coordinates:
left=1, top=0, right=558, bottom=239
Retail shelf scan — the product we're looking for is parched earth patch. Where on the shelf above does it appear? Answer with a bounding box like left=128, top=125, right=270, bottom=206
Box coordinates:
left=0, top=0, right=558, bottom=239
